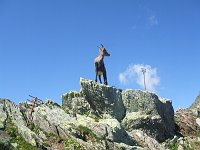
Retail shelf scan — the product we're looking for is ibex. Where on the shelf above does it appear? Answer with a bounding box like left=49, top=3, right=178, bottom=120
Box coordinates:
left=94, top=44, right=110, bottom=85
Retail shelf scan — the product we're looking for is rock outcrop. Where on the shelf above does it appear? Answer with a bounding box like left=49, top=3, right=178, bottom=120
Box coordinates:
left=175, top=108, right=200, bottom=137
left=62, top=78, right=126, bottom=121
left=0, top=78, right=179, bottom=150
left=61, top=78, right=176, bottom=146
left=190, top=94, right=200, bottom=116
left=170, top=95, right=200, bottom=150
left=128, top=130, right=166, bottom=150
left=122, top=90, right=175, bottom=142
left=0, top=98, right=142, bottom=149
left=2, top=99, right=42, bottom=146
left=62, top=79, right=175, bottom=142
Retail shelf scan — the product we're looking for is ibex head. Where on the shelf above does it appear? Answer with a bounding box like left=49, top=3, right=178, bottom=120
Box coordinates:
left=98, top=44, right=110, bottom=56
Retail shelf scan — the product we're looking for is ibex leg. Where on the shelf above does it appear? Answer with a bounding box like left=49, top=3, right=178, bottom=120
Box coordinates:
left=95, top=73, right=98, bottom=82
left=95, top=62, right=98, bottom=82
left=99, top=75, right=102, bottom=84
left=103, top=69, right=108, bottom=85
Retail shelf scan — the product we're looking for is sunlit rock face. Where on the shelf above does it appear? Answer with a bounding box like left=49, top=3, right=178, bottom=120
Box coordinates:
left=190, top=94, right=200, bottom=116
left=62, top=78, right=126, bottom=122
left=62, top=78, right=175, bottom=142
left=121, top=90, right=175, bottom=142
left=0, top=78, right=177, bottom=150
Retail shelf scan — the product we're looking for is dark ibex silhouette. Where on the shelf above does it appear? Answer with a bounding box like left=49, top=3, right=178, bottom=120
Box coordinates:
left=94, top=44, right=110, bottom=85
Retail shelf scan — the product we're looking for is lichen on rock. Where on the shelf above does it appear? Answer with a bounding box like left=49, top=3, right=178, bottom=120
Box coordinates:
left=190, top=94, right=200, bottom=117
left=175, top=108, right=200, bottom=136
left=0, top=99, right=7, bottom=129
left=0, top=78, right=181, bottom=150
left=62, top=78, right=126, bottom=121
left=62, top=90, right=91, bottom=115
left=121, top=90, right=175, bottom=142
left=61, top=78, right=175, bottom=143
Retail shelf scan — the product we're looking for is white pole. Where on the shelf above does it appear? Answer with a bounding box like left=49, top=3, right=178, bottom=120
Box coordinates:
left=141, top=68, right=146, bottom=90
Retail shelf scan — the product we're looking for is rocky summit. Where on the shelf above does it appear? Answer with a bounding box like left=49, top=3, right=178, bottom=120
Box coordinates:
left=1, top=78, right=200, bottom=150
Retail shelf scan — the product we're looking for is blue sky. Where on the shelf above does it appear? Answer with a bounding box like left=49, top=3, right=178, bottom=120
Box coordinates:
left=0, top=0, right=200, bottom=110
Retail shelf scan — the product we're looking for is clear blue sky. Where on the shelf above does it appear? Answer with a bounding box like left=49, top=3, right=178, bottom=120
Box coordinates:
left=1, top=0, right=200, bottom=110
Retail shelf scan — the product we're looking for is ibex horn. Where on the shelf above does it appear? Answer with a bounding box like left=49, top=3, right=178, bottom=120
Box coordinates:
left=97, top=44, right=104, bottom=49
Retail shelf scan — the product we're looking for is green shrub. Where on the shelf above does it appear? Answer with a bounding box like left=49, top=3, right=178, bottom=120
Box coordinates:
left=76, top=125, right=103, bottom=142
left=0, top=140, right=4, bottom=150
left=5, top=120, right=39, bottom=150
left=168, top=143, right=178, bottom=150
left=11, top=135, right=39, bottom=150
left=61, top=106, right=70, bottom=114
left=64, top=138, right=84, bottom=149
left=197, top=132, right=200, bottom=138
left=5, top=122, right=17, bottom=138
left=42, top=141, right=50, bottom=147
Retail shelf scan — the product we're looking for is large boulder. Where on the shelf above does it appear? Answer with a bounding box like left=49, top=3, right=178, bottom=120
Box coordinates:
left=80, top=78, right=126, bottom=121
left=128, top=130, right=165, bottom=150
left=2, top=99, right=42, bottom=146
left=174, top=108, right=200, bottom=136
left=32, top=103, right=136, bottom=146
left=32, top=104, right=77, bottom=139
left=62, top=91, right=91, bottom=115
left=62, top=78, right=175, bottom=142
left=62, top=78, right=126, bottom=121
left=189, top=94, right=200, bottom=117
left=0, top=130, right=11, bottom=150
left=122, top=90, right=175, bottom=142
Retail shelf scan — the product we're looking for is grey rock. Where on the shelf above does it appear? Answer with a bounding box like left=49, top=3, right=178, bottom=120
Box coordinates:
left=0, top=99, right=7, bottom=129
left=129, top=130, right=165, bottom=150
left=3, top=99, right=42, bottom=146
left=178, top=145, right=184, bottom=150
left=0, top=130, right=11, bottom=149
left=97, top=118, right=135, bottom=145
left=4, top=99, right=26, bottom=126
left=0, top=78, right=178, bottom=149
left=62, top=78, right=175, bottom=142
left=64, top=137, right=105, bottom=150
left=175, top=108, right=200, bottom=136
left=62, top=78, right=126, bottom=121
left=167, top=136, right=200, bottom=150
left=177, top=137, right=184, bottom=145
left=11, top=143, right=18, bottom=148
left=189, top=94, right=200, bottom=117
left=38, top=131, right=47, bottom=140
left=196, top=118, right=200, bottom=127
left=32, top=105, right=76, bottom=139
left=114, top=142, right=148, bottom=150
left=32, top=103, right=135, bottom=146
left=122, top=90, right=175, bottom=142
left=62, top=91, right=91, bottom=115
left=80, top=78, right=125, bottom=121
